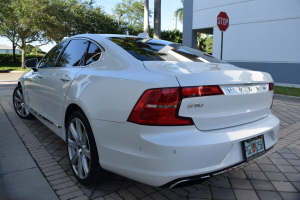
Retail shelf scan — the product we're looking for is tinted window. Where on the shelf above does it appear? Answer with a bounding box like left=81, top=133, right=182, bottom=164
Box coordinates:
left=38, top=40, right=68, bottom=68
left=85, top=42, right=101, bottom=65
left=107, top=37, right=226, bottom=64
left=57, top=39, right=89, bottom=67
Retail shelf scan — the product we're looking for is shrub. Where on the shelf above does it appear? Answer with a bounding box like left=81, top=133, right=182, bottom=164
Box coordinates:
left=0, top=53, right=45, bottom=63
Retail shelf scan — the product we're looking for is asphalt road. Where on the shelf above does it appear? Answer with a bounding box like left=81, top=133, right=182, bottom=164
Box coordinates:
left=0, top=72, right=25, bottom=99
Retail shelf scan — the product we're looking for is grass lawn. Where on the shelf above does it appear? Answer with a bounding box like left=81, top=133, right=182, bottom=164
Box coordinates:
left=274, top=86, right=300, bottom=97
left=0, top=63, right=31, bottom=71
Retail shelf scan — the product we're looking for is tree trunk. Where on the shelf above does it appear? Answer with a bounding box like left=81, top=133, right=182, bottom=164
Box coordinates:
left=21, top=49, right=26, bottom=69
left=21, top=39, right=26, bottom=69
left=12, top=42, right=16, bottom=62
left=144, top=0, right=149, bottom=33
left=154, top=0, right=161, bottom=39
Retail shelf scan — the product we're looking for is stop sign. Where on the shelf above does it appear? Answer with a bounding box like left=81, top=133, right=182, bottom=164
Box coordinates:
left=217, top=12, right=229, bottom=31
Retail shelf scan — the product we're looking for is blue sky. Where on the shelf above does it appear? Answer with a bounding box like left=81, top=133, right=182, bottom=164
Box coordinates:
left=0, top=0, right=183, bottom=52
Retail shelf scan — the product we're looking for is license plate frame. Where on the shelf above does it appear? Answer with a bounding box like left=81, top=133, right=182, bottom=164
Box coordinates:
left=243, top=135, right=266, bottom=161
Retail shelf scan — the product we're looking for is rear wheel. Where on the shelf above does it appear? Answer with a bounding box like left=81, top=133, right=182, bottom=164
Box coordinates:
left=13, top=85, right=33, bottom=119
left=67, top=110, right=111, bottom=185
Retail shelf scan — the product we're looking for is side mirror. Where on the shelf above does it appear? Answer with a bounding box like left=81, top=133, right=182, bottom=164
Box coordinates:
left=25, top=58, right=38, bottom=71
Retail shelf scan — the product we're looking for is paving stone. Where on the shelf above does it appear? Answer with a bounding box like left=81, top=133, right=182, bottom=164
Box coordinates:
left=233, top=189, right=259, bottom=200
left=270, top=158, right=291, bottom=165
left=210, top=178, right=232, bottom=188
left=230, top=179, right=253, bottom=190
left=250, top=180, right=276, bottom=191
left=127, top=186, right=148, bottom=199
left=96, top=180, right=122, bottom=191
left=284, top=173, right=300, bottom=181
left=71, top=195, right=89, bottom=200
left=272, top=181, right=298, bottom=192
left=289, top=148, right=300, bottom=154
left=279, top=192, right=300, bottom=200
left=287, top=159, right=300, bottom=166
left=245, top=171, right=268, bottom=180
left=228, top=170, right=247, bottom=179
left=59, top=190, right=84, bottom=200
left=277, top=165, right=298, bottom=173
left=291, top=181, right=300, bottom=192
left=118, top=189, right=138, bottom=200
left=256, top=191, right=282, bottom=200
left=52, top=181, right=75, bottom=190
left=172, top=188, right=188, bottom=196
left=256, top=157, right=273, bottom=165
left=139, top=196, right=154, bottom=200
left=56, top=185, right=80, bottom=196
left=90, top=189, right=112, bottom=199
left=149, top=192, right=168, bottom=200
left=243, top=164, right=261, bottom=171
left=258, top=164, right=280, bottom=172
left=188, top=187, right=211, bottom=199
left=159, top=188, right=179, bottom=200
left=118, top=179, right=138, bottom=190
left=280, top=153, right=299, bottom=159
left=268, top=153, right=284, bottom=159
left=211, top=187, right=236, bottom=200
left=265, top=172, right=288, bottom=181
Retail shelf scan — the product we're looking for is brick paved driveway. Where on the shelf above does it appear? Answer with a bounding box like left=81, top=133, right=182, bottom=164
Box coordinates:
left=1, top=99, right=300, bottom=200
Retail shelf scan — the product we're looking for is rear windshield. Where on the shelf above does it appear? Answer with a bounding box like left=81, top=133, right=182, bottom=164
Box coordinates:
left=107, top=37, right=226, bottom=63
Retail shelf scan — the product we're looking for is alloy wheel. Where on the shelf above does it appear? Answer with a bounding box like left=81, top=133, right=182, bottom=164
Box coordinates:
left=68, top=118, right=91, bottom=179
left=13, top=86, right=30, bottom=117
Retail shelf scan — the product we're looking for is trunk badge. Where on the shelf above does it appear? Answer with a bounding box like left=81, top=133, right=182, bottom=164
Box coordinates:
left=187, top=103, right=204, bottom=108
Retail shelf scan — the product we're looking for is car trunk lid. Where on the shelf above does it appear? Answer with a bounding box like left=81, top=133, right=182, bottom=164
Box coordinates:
left=143, top=61, right=274, bottom=130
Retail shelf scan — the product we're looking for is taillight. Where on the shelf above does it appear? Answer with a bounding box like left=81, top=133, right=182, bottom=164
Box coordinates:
left=269, top=83, right=274, bottom=91
left=127, top=88, right=194, bottom=126
left=182, top=85, right=224, bottom=98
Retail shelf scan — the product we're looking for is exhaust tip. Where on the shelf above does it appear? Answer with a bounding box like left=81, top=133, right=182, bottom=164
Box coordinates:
left=169, top=175, right=210, bottom=189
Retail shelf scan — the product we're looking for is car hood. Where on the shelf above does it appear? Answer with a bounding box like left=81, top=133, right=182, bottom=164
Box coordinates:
left=143, top=61, right=273, bottom=86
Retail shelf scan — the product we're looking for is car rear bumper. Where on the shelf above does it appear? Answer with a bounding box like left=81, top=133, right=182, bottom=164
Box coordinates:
left=90, top=112, right=280, bottom=187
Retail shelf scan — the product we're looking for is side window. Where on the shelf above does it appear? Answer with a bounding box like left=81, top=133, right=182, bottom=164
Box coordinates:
left=38, top=40, right=68, bottom=68
left=85, top=42, right=102, bottom=65
left=57, top=39, right=89, bottom=67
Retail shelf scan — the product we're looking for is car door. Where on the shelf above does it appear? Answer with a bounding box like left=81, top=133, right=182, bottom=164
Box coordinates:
left=38, top=39, right=92, bottom=133
left=25, top=40, right=69, bottom=116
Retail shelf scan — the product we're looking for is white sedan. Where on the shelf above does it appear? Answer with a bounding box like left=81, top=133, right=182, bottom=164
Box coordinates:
left=13, top=34, right=280, bottom=188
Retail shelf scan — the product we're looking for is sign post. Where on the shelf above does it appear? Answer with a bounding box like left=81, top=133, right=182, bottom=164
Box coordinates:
left=217, top=12, right=229, bottom=60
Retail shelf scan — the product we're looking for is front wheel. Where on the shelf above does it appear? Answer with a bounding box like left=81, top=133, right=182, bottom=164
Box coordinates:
left=67, top=110, right=111, bottom=185
left=13, top=85, right=33, bottom=119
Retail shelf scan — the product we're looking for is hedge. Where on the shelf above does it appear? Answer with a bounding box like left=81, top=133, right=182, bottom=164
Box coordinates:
left=0, top=53, right=45, bottom=63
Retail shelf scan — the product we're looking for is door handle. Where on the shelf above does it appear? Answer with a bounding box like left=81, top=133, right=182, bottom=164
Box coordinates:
left=37, top=75, right=43, bottom=78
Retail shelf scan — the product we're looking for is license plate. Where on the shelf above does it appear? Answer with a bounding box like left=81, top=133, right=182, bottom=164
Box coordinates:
left=243, top=135, right=265, bottom=161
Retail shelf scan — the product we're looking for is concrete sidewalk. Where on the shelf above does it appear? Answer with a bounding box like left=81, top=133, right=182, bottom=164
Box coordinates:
left=0, top=100, right=59, bottom=200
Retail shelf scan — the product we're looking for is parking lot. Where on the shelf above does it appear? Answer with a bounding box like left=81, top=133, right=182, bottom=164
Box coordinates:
left=1, top=73, right=300, bottom=200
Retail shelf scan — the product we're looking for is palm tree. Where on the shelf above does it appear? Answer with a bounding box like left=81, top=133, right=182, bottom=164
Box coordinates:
left=154, top=0, right=161, bottom=39
left=174, top=0, right=184, bottom=23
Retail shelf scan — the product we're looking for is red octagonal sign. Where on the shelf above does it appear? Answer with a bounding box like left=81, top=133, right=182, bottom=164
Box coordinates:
left=217, top=12, right=229, bottom=31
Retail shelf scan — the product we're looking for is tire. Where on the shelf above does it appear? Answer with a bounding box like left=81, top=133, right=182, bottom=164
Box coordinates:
left=66, top=110, right=112, bottom=185
left=13, top=85, right=34, bottom=119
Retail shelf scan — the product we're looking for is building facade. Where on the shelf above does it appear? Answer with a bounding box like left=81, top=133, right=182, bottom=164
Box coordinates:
left=0, top=44, right=21, bottom=54
left=183, top=0, right=300, bottom=84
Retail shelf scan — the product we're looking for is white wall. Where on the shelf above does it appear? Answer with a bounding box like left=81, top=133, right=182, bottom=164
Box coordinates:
left=0, top=49, right=21, bottom=54
left=192, top=0, right=300, bottom=62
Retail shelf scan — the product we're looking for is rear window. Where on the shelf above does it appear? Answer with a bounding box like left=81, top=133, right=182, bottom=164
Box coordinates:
left=107, top=37, right=226, bottom=64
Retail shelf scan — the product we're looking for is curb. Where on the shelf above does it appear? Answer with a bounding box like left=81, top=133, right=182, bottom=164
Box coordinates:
left=274, top=94, right=300, bottom=105
left=0, top=70, right=28, bottom=73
